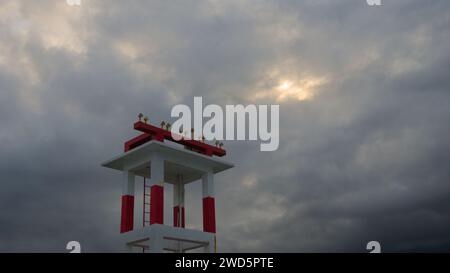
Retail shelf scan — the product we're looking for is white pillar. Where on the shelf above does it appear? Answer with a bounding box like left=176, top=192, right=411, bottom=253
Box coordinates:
left=202, top=171, right=214, bottom=198
left=123, top=170, right=135, bottom=195
left=149, top=155, right=164, bottom=186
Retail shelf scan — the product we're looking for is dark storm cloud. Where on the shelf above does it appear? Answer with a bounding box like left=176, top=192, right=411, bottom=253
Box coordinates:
left=1, top=0, right=450, bottom=252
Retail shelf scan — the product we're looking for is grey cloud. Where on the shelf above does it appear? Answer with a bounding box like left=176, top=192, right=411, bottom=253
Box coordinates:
left=1, top=0, right=450, bottom=252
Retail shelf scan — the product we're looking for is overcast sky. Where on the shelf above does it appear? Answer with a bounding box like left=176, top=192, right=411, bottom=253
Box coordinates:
left=1, top=0, right=450, bottom=252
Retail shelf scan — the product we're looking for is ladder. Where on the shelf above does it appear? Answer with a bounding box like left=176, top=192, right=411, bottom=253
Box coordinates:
left=143, top=177, right=151, bottom=226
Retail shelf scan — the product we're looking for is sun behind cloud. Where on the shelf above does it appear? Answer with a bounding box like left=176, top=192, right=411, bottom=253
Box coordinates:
left=276, top=77, right=328, bottom=102
left=252, top=75, right=328, bottom=102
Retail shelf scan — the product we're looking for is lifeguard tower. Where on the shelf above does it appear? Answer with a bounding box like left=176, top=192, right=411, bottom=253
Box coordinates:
left=101, top=115, right=233, bottom=253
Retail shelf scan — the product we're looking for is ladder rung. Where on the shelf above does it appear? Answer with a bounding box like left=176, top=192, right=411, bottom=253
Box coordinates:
left=144, top=202, right=150, bottom=205
left=144, top=194, right=150, bottom=196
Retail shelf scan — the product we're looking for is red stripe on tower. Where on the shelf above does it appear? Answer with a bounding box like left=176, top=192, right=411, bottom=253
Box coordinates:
left=150, top=185, right=164, bottom=224
left=202, top=197, right=216, bottom=233
left=173, top=206, right=180, bottom=227
left=120, top=195, right=134, bottom=233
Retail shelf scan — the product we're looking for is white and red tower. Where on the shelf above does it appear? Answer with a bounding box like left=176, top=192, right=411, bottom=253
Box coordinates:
left=101, top=117, right=233, bottom=252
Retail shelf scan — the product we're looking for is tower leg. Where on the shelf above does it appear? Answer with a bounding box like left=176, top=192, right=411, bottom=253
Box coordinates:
left=120, top=171, right=135, bottom=233
left=181, top=177, right=185, bottom=228
left=173, top=176, right=180, bottom=227
left=173, top=174, right=186, bottom=228
left=149, top=156, right=164, bottom=225
left=202, top=172, right=216, bottom=233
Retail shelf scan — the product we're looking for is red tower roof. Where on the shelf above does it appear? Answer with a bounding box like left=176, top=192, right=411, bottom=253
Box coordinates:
left=124, top=121, right=226, bottom=157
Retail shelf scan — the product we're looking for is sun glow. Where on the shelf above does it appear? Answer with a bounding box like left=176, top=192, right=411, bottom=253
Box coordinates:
left=278, top=81, right=293, bottom=91
left=252, top=76, right=327, bottom=102
left=275, top=77, right=327, bottom=102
